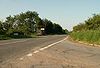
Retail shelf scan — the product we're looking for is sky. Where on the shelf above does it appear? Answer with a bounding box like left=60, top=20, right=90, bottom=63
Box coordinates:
left=0, top=0, right=100, bottom=30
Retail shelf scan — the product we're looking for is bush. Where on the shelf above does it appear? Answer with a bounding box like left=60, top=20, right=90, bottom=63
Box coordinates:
left=0, top=35, right=10, bottom=40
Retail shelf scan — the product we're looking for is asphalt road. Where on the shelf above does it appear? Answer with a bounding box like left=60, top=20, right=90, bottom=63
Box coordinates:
left=1, top=35, right=100, bottom=68
left=0, top=35, right=66, bottom=64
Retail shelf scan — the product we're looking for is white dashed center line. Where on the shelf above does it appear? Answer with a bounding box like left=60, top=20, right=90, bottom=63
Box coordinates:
left=21, top=36, right=68, bottom=60
left=20, top=58, right=24, bottom=60
left=33, top=50, right=39, bottom=54
left=27, top=53, right=33, bottom=57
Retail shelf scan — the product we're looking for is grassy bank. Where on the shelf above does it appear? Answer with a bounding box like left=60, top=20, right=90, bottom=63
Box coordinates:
left=70, top=30, right=100, bottom=45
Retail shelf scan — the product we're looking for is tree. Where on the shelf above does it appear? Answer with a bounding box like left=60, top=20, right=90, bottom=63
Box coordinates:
left=42, top=19, right=54, bottom=34
left=63, top=29, right=69, bottom=34
left=6, top=11, right=41, bottom=36
left=0, top=10, right=66, bottom=38
left=85, top=14, right=100, bottom=30
left=53, top=23, right=63, bottom=34
left=0, top=21, right=3, bottom=34
left=73, top=14, right=100, bottom=31
left=73, top=23, right=86, bottom=31
left=15, top=11, right=40, bottom=33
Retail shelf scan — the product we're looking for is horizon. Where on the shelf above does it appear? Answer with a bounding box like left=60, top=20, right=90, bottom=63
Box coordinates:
left=0, top=0, right=100, bottom=31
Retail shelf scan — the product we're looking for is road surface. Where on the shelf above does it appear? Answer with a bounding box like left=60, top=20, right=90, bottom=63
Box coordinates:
left=0, top=35, right=100, bottom=68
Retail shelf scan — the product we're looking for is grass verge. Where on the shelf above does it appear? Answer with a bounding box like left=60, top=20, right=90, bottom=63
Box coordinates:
left=70, top=30, right=100, bottom=45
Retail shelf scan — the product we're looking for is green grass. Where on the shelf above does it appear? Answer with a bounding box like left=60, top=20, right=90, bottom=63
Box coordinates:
left=70, top=30, right=100, bottom=45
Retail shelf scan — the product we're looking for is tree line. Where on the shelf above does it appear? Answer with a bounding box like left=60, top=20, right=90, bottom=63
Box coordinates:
left=71, top=14, right=100, bottom=45
left=73, top=14, right=100, bottom=31
left=0, top=11, right=68, bottom=38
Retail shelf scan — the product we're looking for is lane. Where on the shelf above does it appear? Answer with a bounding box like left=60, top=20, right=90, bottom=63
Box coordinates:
left=0, top=35, right=66, bottom=64
left=3, top=36, right=100, bottom=68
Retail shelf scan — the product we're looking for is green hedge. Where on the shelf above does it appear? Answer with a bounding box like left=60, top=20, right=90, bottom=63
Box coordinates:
left=0, top=35, right=10, bottom=40
left=70, top=30, right=100, bottom=44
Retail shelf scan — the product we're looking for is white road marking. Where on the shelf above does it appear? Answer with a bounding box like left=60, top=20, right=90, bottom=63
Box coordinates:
left=21, top=36, right=68, bottom=60
left=39, top=48, right=46, bottom=51
left=35, top=36, right=68, bottom=52
left=33, top=50, right=39, bottom=53
left=27, top=53, right=33, bottom=57
left=20, top=58, right=24, bottom=60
